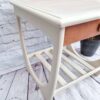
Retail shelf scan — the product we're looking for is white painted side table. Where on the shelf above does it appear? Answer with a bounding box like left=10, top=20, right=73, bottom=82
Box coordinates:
left=11, top=0, right=100, bottom=100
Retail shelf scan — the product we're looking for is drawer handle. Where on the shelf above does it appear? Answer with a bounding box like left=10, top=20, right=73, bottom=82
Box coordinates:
left=97, top=24, right=100, bottom=32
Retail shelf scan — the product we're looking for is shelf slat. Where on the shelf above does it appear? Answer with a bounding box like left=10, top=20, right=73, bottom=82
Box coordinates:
left=63, top=48, right=95, bottom=70
left=62, top=54, right=87, bottom=74
left=36, top=54, right=67, bottom=85
left=55, top=66, right=100, bottom=94
left=28, top=47, right=53, bottom=58
left=27, top=47, right=100, bottom=95
left=61, top=63, right=77, bottom=80
left=45, top=51, right=77, bottom=80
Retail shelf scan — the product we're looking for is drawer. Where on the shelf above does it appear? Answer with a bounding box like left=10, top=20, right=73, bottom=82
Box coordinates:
left=64, top=20, right=100, bottom=46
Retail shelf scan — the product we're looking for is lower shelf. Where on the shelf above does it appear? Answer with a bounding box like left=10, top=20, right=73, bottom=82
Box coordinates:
left=28, top=47, right=100, bottom=94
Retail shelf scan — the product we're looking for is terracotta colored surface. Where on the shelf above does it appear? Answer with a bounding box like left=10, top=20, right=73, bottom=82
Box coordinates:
left=64, top=20, right=100, bottom=45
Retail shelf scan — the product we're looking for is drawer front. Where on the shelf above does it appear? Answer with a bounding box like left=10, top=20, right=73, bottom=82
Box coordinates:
left=64, top=20, right=100, bottom=46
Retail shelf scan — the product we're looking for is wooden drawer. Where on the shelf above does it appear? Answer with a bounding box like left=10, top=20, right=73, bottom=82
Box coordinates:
left=64, top=20, right=100, bottom=45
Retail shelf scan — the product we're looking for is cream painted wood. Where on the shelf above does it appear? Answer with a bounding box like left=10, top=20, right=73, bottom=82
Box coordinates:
left=66, top=45, right=100, bottom=75
left=16, top=15, right=66, bottom=100
left=45, top=51, right=77, bottom=80
left=28, top=47, right=53, bottom=58
left=26, top=46, right=100, bottom=94
left=66, top=45, right=100, bottom=68
left=11, top=0, right=100, bottom=27
left=41, top=28, right=65, bottom=100
left=13, top=30, right=100, bottom=99
left=36, top=54, right=67, bottom=86
left=62, top=54, right=87, bottom=75
left=16, top=16, right=45, bottom=87
left=64, top=48, right=95, bottom=70
left=66, top=45, right=100, bottom=69
left=14, top=6, right=61, bottom=45
left=11, top=0, right=100, bottom=100
left=15, top=12, right=100, bottom=100
left=45, top=51, right=87, bottom=75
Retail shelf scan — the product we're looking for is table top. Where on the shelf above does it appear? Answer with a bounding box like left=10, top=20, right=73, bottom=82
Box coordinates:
left=11, top=0, right=100, bottom=27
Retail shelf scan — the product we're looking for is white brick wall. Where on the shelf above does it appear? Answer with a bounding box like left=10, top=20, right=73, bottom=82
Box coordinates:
left=0, top=0, right=51, bottom=53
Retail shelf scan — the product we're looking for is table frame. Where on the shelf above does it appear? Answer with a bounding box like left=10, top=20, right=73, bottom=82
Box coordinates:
left=15, top=5, right=100, bottom=100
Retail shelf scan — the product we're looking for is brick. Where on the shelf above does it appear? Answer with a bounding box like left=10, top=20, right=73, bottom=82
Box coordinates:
left=1, top=33, right=19, bottom=43
left=24, top=30, right=44, bottom=39
left=0, top=0, right=50, bottom=53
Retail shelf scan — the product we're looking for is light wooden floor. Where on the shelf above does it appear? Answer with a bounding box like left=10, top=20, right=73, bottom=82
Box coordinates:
left=0, top=62, right=100, bottom=100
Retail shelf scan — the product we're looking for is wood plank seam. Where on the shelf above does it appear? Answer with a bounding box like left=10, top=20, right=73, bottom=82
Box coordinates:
left=5, top=71, right=17, bottom=100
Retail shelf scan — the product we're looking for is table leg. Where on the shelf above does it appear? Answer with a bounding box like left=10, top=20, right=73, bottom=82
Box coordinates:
left=16, top=16, right=45, bottom=87
left=16, top=15, right=65, bottom=100
left=41, top=29, right=65, bottom=100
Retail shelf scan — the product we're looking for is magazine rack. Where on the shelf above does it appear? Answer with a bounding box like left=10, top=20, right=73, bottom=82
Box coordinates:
left=11, top=0, right=100, bottom=100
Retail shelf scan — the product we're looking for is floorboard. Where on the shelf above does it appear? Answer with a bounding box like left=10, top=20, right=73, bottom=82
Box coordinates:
left=55, top=77, right=100, bottom=100
left=28, top=63, right=45, bottom=100
left=0, top=72, right=16, bottom=100
left=0, top=64, right=100, bottom=100
left=6, top=69, right=28, bottom=100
